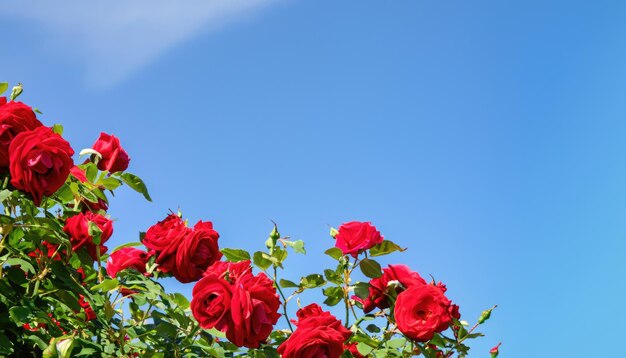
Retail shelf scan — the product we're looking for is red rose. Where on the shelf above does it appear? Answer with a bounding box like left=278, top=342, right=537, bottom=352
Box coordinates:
left=334, top=221, right=383, bottom=258
left=106, top=247, right=150, bottom=278
left=192, top=260, right=281, bottom=348
left=92, top=132, right=130, bottom=173
left=78, top=294, right=96, bottom=321
left=358, top=264, right=426, bottom=313
left=394, top=284, right=455, bottom=342
left=277, top=303, right=351, bottom=358
left=191, top=272, right=234, bottom=331
left=63, top=212, right=113, bottom=260
left=226, top=271, right=281, bottom=348
left=143, top=214, right=190, bottom=274
left=0, top=100, right=43, bottom=169
left=9, top=127, right=74, bottom=206
left=174, top=220, right=222, bottom=283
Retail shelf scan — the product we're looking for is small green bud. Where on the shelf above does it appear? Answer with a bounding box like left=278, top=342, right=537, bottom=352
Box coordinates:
left=478, top=306, right=495, bottom=324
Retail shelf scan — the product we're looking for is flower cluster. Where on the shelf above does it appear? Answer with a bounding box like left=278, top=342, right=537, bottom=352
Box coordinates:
left=0, top=84, right=496, bottom=357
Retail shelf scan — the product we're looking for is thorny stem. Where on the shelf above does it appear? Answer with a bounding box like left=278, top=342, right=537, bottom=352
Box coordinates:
left=273, top=265, right=294, bottom=331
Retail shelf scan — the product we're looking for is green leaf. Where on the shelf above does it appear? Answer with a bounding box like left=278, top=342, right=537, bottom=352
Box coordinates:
left=9, top=83, right=22, bottom=101
left=119, top=173, right=152, bottom=201
left=0, top=82, right=8, bottom=95
left=300, top=274, right=326, bottom=289
left=369, top=240, right=406, bottom=257
left=221, top=248, right=251, bottom=262
left=324, top=247, right=343, bottom=260
left=170, top=292, right=190, bottom=309
left=100, top=177, right=121, bottom=190
left=52, top=124, right=64, bottom=136
left=253, top=251, right=273, bottom=270
left=354, top=282, right=370, bottom=299
left=359, top=258, right=383, bottom=278
left=8, top=306, right=31, bottom=325
left=283, top=240, right=306, bottom=254
left=366, top=324, right=380, bottom=333
left=324, top=268, right=343, bottom=285
left=91, top=278, right=119, bottom=292
left=279, top=279, right=298, bottom=288
left=4, top=257, right=35, bottom=273
left=322, top=286, right=343, bottom=306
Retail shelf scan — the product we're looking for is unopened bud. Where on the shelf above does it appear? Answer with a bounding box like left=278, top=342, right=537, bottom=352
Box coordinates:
left=478, top=306, right=494, bottom=324
left=490, top=343, right=501, bottom=358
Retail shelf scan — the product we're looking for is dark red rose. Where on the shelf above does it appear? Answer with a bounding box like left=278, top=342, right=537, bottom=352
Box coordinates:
left=78, top=294, right=96, bottom=321
left=28, top=240, right=63, bottom=262
left=394, top=284, right=455, bottom=342
left=143, top=214, right=191, bottom=274
left=277, top=304, right=351, bottom=358
left=192, top=260, right=281, bottom=348
left=357, top=264, right=426, bottom=313
left=174, top=220, right=221, bottom=283
left=106, top=247, right=150, bottom=278
left=0, top=100, right=43, bottom=169
left=9, top=127, right=74, bottom=206
left=334, top=221, right=383, bottom=258
left=345, top=342, right=365, bottom=358
left=92, top=132, right=130, bottom=173
left=63, top=212, right=113, bottom=260
left=0, top=97, right=6, bottom=106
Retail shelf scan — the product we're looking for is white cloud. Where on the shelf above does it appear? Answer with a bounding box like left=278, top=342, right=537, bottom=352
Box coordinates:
left=0, top=0, right=280, bottom=88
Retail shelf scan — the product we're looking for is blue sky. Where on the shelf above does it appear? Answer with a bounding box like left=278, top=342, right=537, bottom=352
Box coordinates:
left=2, top=1, right=626, bottom=356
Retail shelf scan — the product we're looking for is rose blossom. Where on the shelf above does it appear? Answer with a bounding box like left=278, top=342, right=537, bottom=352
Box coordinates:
left=0, top=100, right=43, bottom=169
left=174, top=220, right=222, bottom=283
left=345, top=342, right=365, bottom=358
left=63, top=212, right=113, bottom=260
left=191, top=260, right=280, bottom=348
left=106, top=247, right=151, bottom=278
left=9, top=126, right=74, bottom=205
left=142, top=214, right=191, bottom=274
left=394, top=284, right=456, bottom=342
left=277, top=303, right=351, bottom=358
left=92, top=132, right=130, bottom=173
left=358, top=264, right=426, bottom=313
left=334, top=221, right=383, bottom=258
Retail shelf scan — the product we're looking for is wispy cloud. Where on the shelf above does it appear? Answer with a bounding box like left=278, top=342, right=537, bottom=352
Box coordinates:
left=0, top=0, right=280, bottom=88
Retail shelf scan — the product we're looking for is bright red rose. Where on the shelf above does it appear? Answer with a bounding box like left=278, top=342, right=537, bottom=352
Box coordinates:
left=174, top=220, right=221, bottom=283
left=277, top=304, right=351, bottom=358
left=0, top=100, right=43, bottom=169
left=358, top=264, right=426, bottom=313
left=192, top=260, right=280, bottom=348
left=63, top=212, right=113, bottom=260
left=142, top=214, right=191, bottom=274
left=394, top=284, right=455, bottom=342
left=334, top=221, right=383, bottom=258
left=106, top=247, right=150, bottom=278
left=9, top=126, right=74, bottom=206
left=191, top=272, right=234, bottom=331
left=226, top=271, right=281, bottom=348
left=92, top=132, right=130, bottom=173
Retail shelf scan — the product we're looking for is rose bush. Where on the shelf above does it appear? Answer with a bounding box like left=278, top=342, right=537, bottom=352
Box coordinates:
left=0, top=82, right=498, bottom=357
